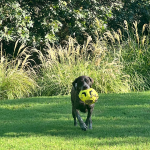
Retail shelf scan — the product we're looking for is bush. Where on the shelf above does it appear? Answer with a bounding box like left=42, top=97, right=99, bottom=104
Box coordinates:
left=1, top=20, right=150, bottom=99
left=0, top=42, right=38, bottom=99
left=0, top=1, right=33, bottom=43
left=108, top=0, right=150, bottom=32
left=104, top=21, right=150, bottom=91
left=37, top=36, right=130, bottom=96
left=0, top=0, right=115, bottom=48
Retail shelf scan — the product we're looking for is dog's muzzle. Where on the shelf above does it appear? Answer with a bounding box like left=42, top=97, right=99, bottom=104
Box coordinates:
left=81, top=82, right=90, bottom=90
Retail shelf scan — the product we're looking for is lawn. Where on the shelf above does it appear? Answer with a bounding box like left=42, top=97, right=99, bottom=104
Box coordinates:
left=0, top=92, right=150, bottom=150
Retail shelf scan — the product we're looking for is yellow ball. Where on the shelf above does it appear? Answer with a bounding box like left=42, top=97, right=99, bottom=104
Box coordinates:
left=79, top=88, right=99, bottom=105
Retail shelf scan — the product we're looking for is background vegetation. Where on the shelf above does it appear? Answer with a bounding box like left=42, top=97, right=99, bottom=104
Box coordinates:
left=1, top=0, right=150, bottom=99
left=0, top=0, right=115, bottom=47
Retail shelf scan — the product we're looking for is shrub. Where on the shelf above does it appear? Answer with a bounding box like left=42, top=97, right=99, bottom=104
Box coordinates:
left=104, top=21, right=150, bottom=91
left=0, top=1, right=33, bottom=43
left=108, top=0, right=150, bottom=32
left=0, top=42, right=38, bottom=99
left=0, top=0, right=116, bottom=47
left=37, top=36, right=130, bottom=96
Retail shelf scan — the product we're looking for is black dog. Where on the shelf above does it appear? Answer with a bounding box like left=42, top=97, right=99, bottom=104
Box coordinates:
left=71, top=76, right=95, bottom=131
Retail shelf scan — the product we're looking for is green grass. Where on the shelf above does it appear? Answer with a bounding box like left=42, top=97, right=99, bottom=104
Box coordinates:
left=1, top=92, right=150, bottom=149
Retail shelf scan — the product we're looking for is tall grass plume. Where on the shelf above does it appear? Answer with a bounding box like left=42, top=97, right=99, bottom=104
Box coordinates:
left=37, top=36, right=130, bottom=96
left=0, top=42, right=38, bottom=100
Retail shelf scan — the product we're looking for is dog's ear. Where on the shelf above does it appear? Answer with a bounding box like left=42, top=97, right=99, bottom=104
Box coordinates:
left=88, top=77, right=94, bottom=87
left=72, top=78, right=78, bottom=90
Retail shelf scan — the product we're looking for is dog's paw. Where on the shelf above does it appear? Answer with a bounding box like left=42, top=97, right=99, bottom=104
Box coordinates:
left=85, top=120, right=92, bottom=129
left=89, top=124, right=92, bottom=129
left=80, top=123, right=87, bottom=131
left=74, top=121, right=77, bottom=126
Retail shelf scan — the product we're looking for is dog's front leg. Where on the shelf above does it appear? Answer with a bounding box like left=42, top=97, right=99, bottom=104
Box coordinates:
left=76, top=110, right=87, bottom=131
left=72, top=107, right=77, bottom=126
left=85, top=108, right=93, bottom=129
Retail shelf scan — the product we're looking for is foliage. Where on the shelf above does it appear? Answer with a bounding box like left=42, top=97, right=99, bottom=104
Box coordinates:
left=104, top=21, right=150, bottom=91
left=1, top=0, right=150, bottom=49
left=37, top=36, right=130, bottom=96
left=108, top=0, right=150, bottom=31
left=37, top=20, right=150, bottom=95
left=0, top=1, right=33, bottom=42
left=1, top=17, right=150, bottom=99
left=0, top=0, right=115, bottom=47
left=0, top=42, right=38, bottom=99
left=2, top=21, right=150, bottom=99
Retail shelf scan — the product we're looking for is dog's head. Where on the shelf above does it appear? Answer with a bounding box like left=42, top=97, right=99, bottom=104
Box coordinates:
left=72, top=76, right=94, bottom=92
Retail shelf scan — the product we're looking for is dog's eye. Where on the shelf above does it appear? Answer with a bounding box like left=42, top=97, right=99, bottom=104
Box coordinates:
left=84, top=78, right=88, bottom=82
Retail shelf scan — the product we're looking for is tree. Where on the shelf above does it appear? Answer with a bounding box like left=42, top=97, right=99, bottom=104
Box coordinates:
left=1, top=0, right=115, bottom=49
left=108, top=0, right=150, bottom=32
left=0, top=1, right=33, bottom=43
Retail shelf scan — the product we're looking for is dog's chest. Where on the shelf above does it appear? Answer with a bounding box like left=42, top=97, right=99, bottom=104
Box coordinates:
left=75, top=98, right=88, bottom=113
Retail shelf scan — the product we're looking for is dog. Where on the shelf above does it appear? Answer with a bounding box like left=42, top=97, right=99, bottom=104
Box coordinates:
left=71, top=76, right=95, bottom=131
